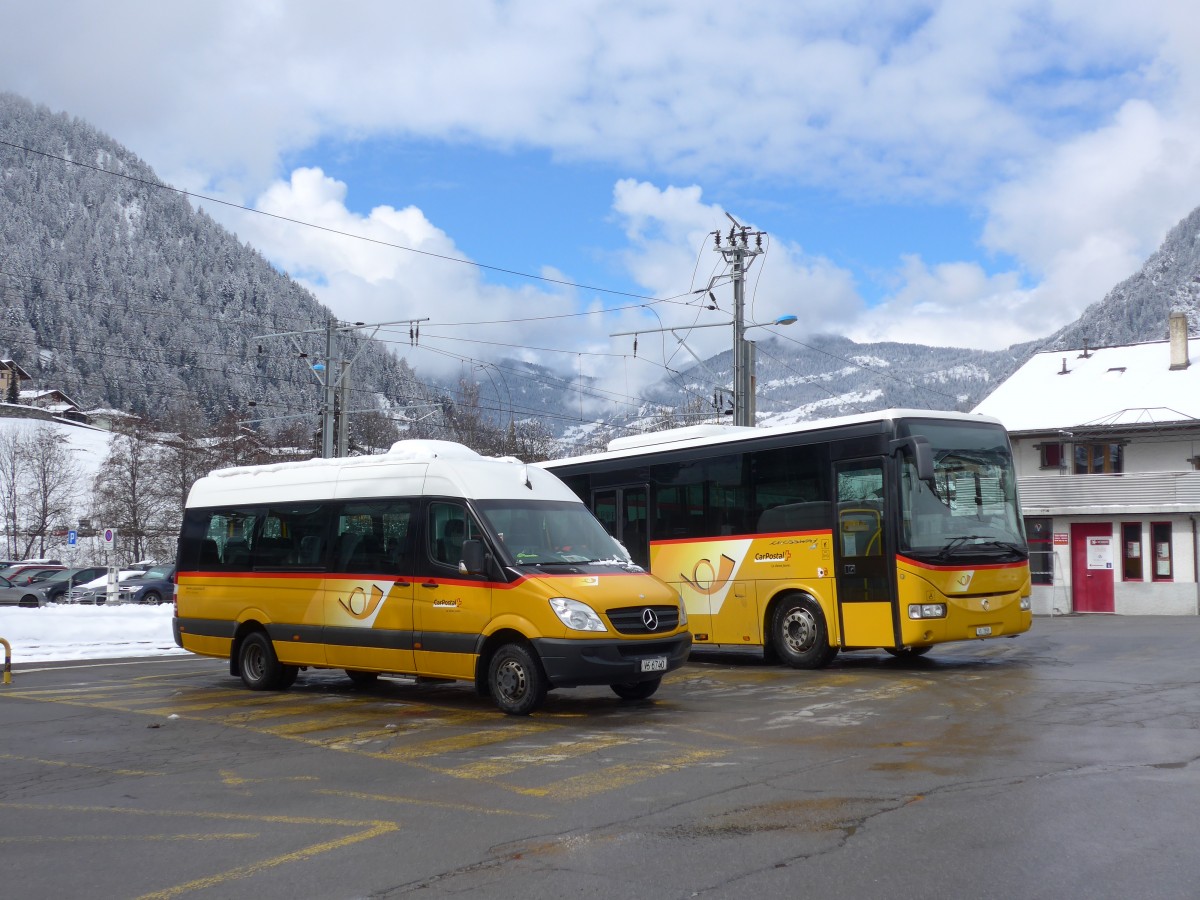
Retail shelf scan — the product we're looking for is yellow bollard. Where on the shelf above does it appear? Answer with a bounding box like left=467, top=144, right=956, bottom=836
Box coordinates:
left=0, top=637, right=10, bottom=684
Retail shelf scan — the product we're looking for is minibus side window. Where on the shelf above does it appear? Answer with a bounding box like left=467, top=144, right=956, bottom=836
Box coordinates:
left=254, top=504, right=328, bottom=570
left=193, top=508, right=260, bottom=571
left=334, top=499, right=415, bottom=575
left=428, top=502, right=476, bottom=569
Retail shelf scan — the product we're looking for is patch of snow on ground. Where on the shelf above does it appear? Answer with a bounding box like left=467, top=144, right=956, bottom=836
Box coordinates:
left=0, top=604, right=185, bottom=663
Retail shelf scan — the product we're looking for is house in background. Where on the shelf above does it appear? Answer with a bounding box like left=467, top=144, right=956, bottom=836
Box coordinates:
left=19, top=388, right=90, bottom=425
left=974, top=312, right=1199, bottom=615
left=0, top=359, right=31, bottom=402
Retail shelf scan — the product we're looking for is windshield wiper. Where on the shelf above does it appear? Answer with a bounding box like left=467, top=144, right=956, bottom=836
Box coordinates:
left=936, top=536, right=985, bottom=560
left=935, top=537, right=1025, bottom=561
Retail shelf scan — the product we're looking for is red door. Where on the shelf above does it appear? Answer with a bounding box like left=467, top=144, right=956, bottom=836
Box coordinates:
left=1070, top=523, right=1114, bottom=613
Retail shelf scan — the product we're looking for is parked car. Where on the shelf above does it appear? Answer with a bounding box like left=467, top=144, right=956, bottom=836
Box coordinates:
left=4, top=565, right=68, bottom=586
left=0, top=561, right=65, bottom=584
left=26, top=566, right=110, bottom=604
left=116, top=565, right=175, bottom=604
left=64, top=570, right=144, bottom=604
left=0, top=574, right=47, bottom=607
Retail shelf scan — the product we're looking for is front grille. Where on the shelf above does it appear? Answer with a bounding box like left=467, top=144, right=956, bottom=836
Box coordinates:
left=607, top=605, right=679, bottom=635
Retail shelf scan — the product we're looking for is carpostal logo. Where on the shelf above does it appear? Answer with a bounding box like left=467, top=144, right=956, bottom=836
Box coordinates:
left=754, top=550, right=791, bottom=564
left=337, top=582, right=392, bottom=621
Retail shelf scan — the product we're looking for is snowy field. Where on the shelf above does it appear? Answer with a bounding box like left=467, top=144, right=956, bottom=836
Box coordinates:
left=0, top=604, right=185, bottom=663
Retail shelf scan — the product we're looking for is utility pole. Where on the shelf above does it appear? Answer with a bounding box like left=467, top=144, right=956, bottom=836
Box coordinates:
left=257, top=317, right=427, bottom=458
left=715, top=214, right=765, bottom=427
left=321, top=320, right=337, bottom=458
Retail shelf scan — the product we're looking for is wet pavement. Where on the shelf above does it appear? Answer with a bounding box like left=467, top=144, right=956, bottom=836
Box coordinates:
left=1, top=615, right=1197, bottom=899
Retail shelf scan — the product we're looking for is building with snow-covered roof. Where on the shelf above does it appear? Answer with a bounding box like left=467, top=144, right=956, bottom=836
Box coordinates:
left=18, top=388, right=90, bottom=424
left=974, top=312, right=1199, bottom=616
left=0, top=359, right=31, bottom=401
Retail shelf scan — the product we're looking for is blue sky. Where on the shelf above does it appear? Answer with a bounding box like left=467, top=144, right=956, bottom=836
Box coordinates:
left=4, top=0, right=1200, bottom=399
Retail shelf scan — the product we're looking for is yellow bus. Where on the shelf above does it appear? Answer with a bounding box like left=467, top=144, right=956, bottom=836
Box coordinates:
left=173, top=440, right=691, bottom=714
left=542, top=409, right=1032, bottom=666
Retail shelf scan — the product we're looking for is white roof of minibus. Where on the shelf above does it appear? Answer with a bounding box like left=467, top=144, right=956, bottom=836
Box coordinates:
left=542, top=408, right=1003, bottom=468
left=186, top=440, right=579, bottom=508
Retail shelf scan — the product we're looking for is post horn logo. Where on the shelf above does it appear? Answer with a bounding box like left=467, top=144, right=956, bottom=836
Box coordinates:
left=338, top=584, right=387, bottom=619
left=681, top=554, right=736, bottom=596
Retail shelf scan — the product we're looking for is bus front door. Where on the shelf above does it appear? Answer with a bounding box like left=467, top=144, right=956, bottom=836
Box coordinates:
left=833, top=459, right=896, bottom=649
left=593, top=486, right=649, bottom=569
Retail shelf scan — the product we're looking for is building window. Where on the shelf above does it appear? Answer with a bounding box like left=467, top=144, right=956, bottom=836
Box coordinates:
left=1038, top=443, right=1063, bottom=470
left=1024, top=517, right=1053, bottom=585
left=1121, top=522, right=1142, bottom=581
left=1073, top=443, right=1124, bottom=474
left=1151, top=522, right=1173, bottom=582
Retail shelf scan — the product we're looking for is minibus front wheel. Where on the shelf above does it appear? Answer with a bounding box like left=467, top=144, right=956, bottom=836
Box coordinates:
left=488, top=642, right=548, bottom=716
left=611, top=678, right=661, bottom=701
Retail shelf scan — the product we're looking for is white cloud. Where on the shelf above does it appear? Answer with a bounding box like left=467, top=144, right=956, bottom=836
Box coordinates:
left=233, top=168, right=592, bottom=388
left=982, top=100, right=1200, bottom=319
left=850, top=256, right=1031, bottom=348
left=0, top=1, right=1174, bottom=199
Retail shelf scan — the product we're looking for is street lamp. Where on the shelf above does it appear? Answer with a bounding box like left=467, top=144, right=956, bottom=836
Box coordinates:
left=739, top=314, right=797, bottom=426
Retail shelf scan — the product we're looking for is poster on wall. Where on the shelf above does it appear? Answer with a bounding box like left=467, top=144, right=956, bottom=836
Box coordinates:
left=1087, top=536, right=1114, bottom=570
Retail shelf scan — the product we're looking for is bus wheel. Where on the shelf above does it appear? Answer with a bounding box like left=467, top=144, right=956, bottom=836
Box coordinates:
left=771, top=596, right=837, bottom=669
left=346, top=670, right=379, bottom=687
left=488, top=643, right=547, bottom=716
left=611, top=678, right=661, bottom=701
left=885, top=646, right=932, bottom=658
left=239, top=631, right=291, bottom=691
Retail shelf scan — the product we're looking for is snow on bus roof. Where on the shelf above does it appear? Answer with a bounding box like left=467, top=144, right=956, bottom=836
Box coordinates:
left=205, top=439, right=485, bottom=480
left=189, top=439, right=572, bottom=506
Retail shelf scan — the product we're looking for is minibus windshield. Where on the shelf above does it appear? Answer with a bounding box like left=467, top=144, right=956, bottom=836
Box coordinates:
left=475, top=499, right=631, bottom=566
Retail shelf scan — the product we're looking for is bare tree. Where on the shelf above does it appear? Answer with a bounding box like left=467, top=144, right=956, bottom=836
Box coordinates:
left=20, top=423, right=83, bottom=558
left=0, top=423, right=88, bottom=558
left=93, top=422, right=172, bottom=564
left=352, top=408, right=400, bottom=455
left=0, top=428, right=26, bottom=557
left=503, top=418, right=557, bottom=462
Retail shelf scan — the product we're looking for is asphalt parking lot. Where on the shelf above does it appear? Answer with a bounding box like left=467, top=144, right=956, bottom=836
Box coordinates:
left=3, top=615, right=1199, bottom=900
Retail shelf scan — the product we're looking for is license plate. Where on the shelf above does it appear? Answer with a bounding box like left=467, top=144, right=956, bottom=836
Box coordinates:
left=640, top=656, right=667, bottom=673
left=976, top=625, right=993, bottom=637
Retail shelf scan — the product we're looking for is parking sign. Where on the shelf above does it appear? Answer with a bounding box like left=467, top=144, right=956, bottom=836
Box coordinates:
left=103, top=527, right=116, bottom=546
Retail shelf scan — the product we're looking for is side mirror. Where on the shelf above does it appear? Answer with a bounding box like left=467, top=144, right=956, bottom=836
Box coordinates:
left=891, top=435, right=935, bottom=484
left=459, top=539, right=486, bottom=576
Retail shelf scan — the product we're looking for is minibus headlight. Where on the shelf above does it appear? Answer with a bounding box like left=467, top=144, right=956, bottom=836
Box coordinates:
left=1020, top=596, right=1031, bottom=611
left=678, top=594, right=688, bottom=627
left=908, top=603, right=947, bottom=620
left=549, top=597, right=607, bottom=632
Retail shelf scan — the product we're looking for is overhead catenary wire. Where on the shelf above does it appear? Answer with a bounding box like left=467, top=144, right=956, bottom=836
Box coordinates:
left=0, top=138, right=969, bottom=425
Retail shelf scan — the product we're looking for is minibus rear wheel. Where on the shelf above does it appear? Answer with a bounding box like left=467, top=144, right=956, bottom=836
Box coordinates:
left=239, top=631, right=296, bottom=691
left=488, top=643, right=547, bottom=716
